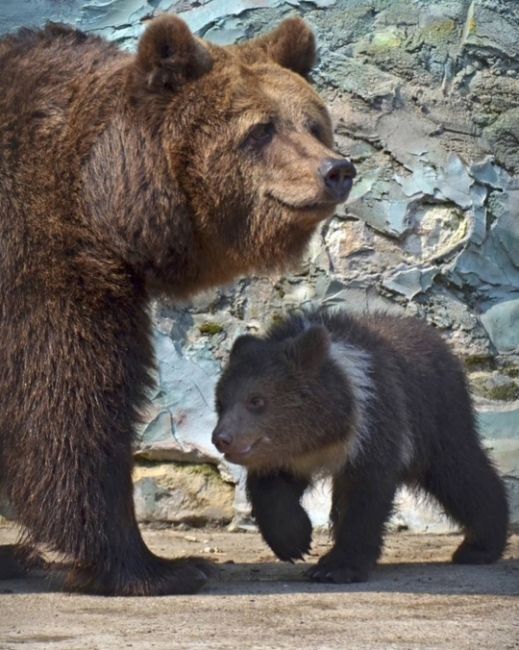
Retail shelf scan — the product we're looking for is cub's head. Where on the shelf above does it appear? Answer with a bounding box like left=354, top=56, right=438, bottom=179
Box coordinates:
left=130, top=15, right=355, bottom=291
left=212, top=325, right=355, bottom=474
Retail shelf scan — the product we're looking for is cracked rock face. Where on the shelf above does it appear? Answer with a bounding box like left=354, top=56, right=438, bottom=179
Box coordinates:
left=1, top=0, right=518, bottom=530
left=133, top=463, right=235, bottom=526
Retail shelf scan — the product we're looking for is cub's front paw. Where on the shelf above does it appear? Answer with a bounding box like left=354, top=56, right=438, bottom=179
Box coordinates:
left=306, top=551, right=371, bottom=583
left=258, top=502, right=312, bottom=562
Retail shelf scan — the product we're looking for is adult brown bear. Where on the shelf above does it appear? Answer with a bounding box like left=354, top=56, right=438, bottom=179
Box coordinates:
left=0, top=15, right=354, bottom=595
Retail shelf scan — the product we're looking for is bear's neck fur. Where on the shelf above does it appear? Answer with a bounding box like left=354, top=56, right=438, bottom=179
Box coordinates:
left=36, top=51, right=232, bottom=301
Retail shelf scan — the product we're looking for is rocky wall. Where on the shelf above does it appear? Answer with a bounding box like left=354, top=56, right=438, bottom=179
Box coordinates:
left=2, top=0, right=518, bottom=532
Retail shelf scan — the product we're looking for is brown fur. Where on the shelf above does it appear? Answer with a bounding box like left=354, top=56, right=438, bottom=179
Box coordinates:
left=213, top=309, right=509, bottom=581
left=0, top=15, right=352, bottom=595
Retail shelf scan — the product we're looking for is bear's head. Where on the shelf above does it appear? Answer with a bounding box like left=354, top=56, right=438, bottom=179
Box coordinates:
left=101, top=16, right=356, bottom=295
left=211, top=326, right=356, bottom=475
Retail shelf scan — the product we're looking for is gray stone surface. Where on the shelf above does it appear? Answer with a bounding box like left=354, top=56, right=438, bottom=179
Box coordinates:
left=133, top=462, right=234, bottom=525
left=480, top=299, right=519, bottom=353
left=1, top=0, right=518, bottom=531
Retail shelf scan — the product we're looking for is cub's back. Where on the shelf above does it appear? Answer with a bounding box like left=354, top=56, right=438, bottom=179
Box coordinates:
left=268, top=309, right=472, bottom=440
left=295, top=309, right=463, bottom=373
left=268, top=308, right=458, bottom=369
left=328, top=310, right=474, bottom=455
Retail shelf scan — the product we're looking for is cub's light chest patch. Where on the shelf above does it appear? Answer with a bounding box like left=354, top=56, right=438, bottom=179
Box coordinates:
left=328, top=340, right=375, bottom=464
left=287, top=336, right=375, bottom=478
left=289, top=439, right=350, bottom=479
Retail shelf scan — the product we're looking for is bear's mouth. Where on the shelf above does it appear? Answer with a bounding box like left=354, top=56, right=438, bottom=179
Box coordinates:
left=266, top=174, right=354, bottom=210
left=224, top=436, right=264, bottom=465
left=268, top=193, right=338, bottom=210
left=266, top=192, right=344, bottom=222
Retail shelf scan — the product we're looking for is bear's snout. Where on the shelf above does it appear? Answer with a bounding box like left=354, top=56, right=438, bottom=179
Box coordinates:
left=212, top=424, right=263, bottom=464
left=319, top=158, right=356, bottom=202
left=212, top=428, right=234, bottom=453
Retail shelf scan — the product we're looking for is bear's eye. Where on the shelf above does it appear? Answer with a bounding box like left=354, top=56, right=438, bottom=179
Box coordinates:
left=247, top=395, right=266, bottom=413
left=243, top=122, right=275, bottom=149
left=309, top=122, right=324, bottom=142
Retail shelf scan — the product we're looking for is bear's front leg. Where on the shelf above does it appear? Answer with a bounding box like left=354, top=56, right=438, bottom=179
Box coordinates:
left=5, top=296, right=211, bottom=596
left=60, top=463, right=213, bottom=596
left=307, top=468, right=397, bottom=583
left=63, top=524, right=213, bottom=596
left=247, top=471, right=312, bottom=561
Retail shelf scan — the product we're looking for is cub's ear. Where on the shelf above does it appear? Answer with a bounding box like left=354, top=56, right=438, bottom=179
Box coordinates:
left=286, top=326, right=331, bottom=371
left=230, top=334, right=260, bottom=358
left=135, top=15, right=213, bottom=91
left=237, top=17, right=316, bottom=77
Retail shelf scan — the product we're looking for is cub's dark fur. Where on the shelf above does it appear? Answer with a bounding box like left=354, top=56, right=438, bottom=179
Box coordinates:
left=213, top=309, right=509, bottom=583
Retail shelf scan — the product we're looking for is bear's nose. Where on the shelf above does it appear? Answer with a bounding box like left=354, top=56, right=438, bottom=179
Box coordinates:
left=212, top=430, right=233, bottom=453
left=319, top=158, right=356, bottom=201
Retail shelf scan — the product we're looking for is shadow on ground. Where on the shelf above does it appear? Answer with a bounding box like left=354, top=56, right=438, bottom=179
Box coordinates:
left=1, top=527, right=518, bottom=650
left=2, top=549, right=518, bottom=598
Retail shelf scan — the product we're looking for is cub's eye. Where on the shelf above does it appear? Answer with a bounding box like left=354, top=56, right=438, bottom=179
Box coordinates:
left=243, top=122, right=275, bottom=149
left=247, top=395, right=266, bottom=412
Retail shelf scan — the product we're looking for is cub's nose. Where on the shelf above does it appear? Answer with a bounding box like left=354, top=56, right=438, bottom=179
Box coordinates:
left=319, top=158, right=356, bottom=202
left=212, top=430, right=233, bottom=453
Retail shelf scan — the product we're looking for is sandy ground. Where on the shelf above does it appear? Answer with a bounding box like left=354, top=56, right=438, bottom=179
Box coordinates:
left=0, top=524, right=517, bottom=650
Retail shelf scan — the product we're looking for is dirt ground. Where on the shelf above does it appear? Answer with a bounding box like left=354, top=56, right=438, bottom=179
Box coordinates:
left=0, top=524, right=517, bottom=650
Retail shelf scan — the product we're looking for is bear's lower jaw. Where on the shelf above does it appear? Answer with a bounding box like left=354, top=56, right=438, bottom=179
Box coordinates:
left=295, top=205, right=337, bottom=228
left=224, top=436, right=265, bottom=465
left=266, top=193, right=337, bottom=223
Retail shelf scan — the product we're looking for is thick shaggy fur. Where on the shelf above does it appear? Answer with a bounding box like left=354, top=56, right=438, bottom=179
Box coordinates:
left=0, top=16, right=350, bottom=595
left=213, top=309, right=509, bottom=583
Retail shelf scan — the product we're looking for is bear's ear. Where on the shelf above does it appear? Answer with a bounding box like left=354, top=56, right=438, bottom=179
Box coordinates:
left=238, top=17, right=316, bottom=77
left=230, top=334, right=259, bottom=358
left=135, top=15, right=213, bottom=91
left=286, top=326, right=330, bottom=371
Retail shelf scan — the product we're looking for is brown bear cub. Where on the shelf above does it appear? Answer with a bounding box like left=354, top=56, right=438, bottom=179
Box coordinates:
left=213, top=309, right=509, bottom=583
left=0, top=15, right=355, bottom=596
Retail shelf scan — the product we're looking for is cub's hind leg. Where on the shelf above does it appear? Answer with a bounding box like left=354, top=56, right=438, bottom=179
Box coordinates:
left=308, top=467, right=398, bottom=583
left=423, top=438, right=508, bottom=564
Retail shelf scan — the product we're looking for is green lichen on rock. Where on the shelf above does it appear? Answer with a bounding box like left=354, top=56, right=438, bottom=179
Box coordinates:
left=366, top=27, right=403, bottom=52
left=421, top=19, right=457, bottom=45
left=502, top=366, right=519, bottom=379
left=183, top=462, right=221, bottom=479
left=464, top=354, right=495, bottom=372
left=199, top=321, right=224, bottom=336
left=133, top=461, right=234, bottom=526
left=486, top=383, right=519, bottom=402
left=470, top=372, right=519, bottom=402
